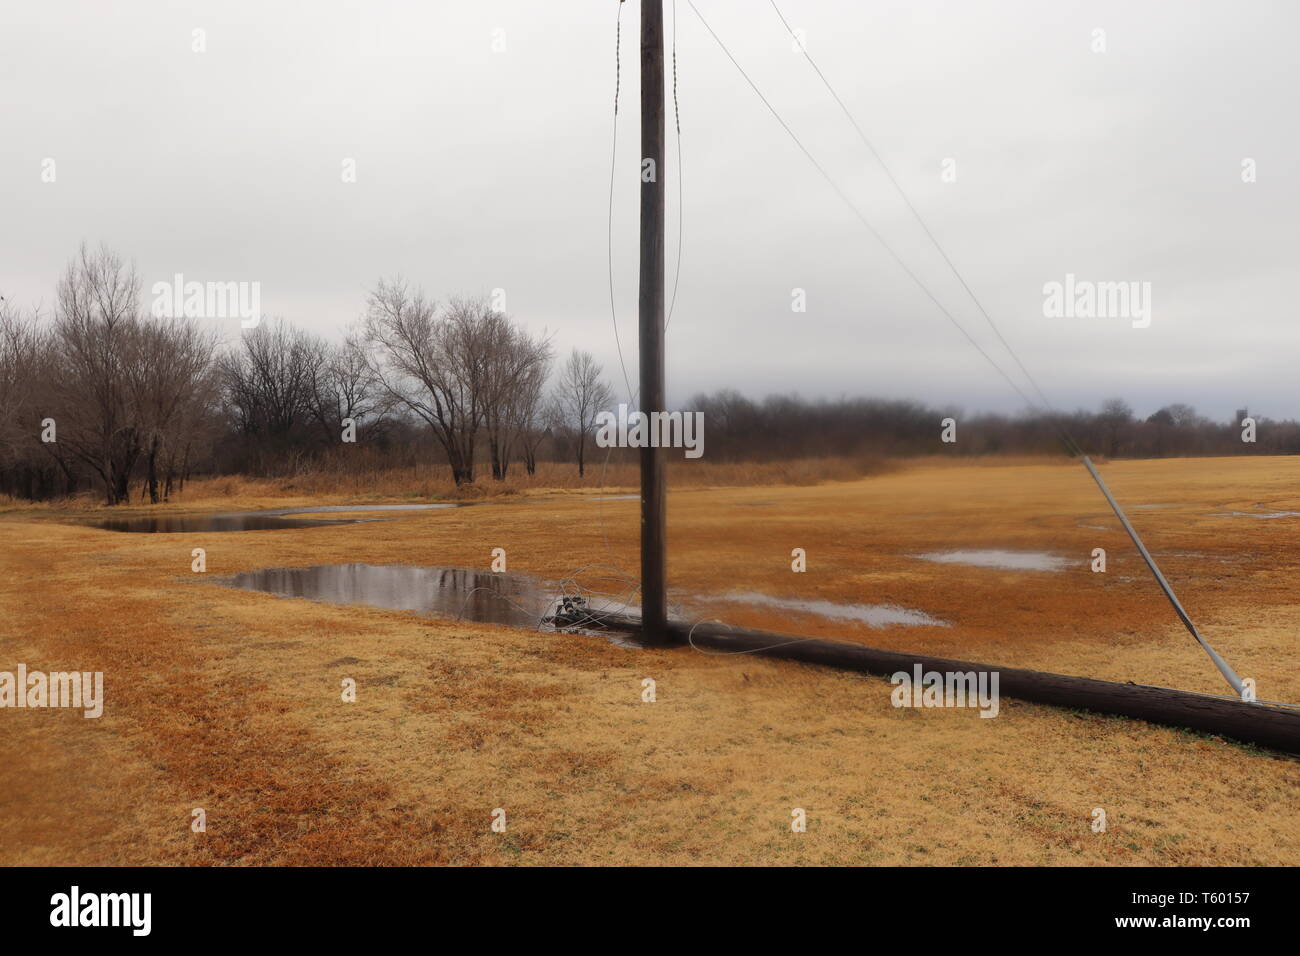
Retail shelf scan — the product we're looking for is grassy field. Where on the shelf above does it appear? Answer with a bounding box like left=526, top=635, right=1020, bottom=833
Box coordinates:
left=1, top=455, right=1297, bottom=865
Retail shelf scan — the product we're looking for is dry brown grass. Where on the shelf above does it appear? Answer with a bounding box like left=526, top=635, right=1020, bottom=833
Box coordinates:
left=0, top=455, right=1296, bottom=865
left=229, top=454, right=889, bottom=499
left=0, top=455, right=889, bottom=513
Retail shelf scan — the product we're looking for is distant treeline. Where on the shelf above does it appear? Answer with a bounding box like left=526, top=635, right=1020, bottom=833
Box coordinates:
left=2, top=244, right=1296, bottom=504
left=688, top=392, right=1298, bottom=461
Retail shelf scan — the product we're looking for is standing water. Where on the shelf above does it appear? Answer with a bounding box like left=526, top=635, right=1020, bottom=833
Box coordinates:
left=224, top=563, right=554, bottom=628
left=914, top=550, right=1073, bottom=572
left=92, top=503, right=458, bottom=533
left=95, top=514, right=374, bottom=533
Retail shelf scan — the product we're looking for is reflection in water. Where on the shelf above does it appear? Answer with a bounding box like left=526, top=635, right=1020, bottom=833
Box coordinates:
left=1209, top=511, right=1300, bottom=520
left=91, top=502, right=457, bottom=533
left=225, top=563, right=552, bottom=628
left=264, top=504, right=459, bottom=515
left=94, top=514, right=371, bottom=533
left=223, top=563, right=955, bottom=646
left=914, top=549, right=1072, bottom=572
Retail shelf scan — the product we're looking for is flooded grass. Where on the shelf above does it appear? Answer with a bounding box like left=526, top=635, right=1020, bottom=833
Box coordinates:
left=90, top=502, right=457, bottom=533
left=93, top=514, right=379, bottom=533
left=913, top=549, right=1073, bottom=572
left=1209, top=511, right=1300, bottom=520
left=263, top=504, right=459, bottom=515
left=223, top=562, right=952, bottom=640
left=224, top=563, right=552, bottom=628
left=710, top=591, right=948, bottom=628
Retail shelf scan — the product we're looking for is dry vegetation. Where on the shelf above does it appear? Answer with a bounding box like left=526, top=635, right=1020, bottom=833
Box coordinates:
left=1, top=455, right=1297, bottom=865
left=1, top=455, right=889, bottom=509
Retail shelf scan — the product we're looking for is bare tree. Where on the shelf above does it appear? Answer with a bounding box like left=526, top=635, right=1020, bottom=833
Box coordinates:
left=0, top=304, right=38, bottom=458
left=46, top=243, right=151, bottom=504
left=219, top=318, right=326, bottom=473
left=0, top=303, right=48, bottom=495
left=136, top=317, right=220, bottom=502
left=363, top=281, right=497, bottom=485
left=515, top=366, right=553, bottom=476
left=308, top=335, right=388, bottom=448
left=163, top=363, right=221, bottom=498
left=553, top=349, right=613, bottom=477
left=1164, top=403, right=1200, bottom=429
left=482, top=316, right=552, bottom=480
left=1098, top=397, right=1134, bottom=458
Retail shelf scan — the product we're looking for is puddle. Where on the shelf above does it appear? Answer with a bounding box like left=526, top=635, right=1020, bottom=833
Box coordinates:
left=225, top=564, right=552, bottom=628
left=221, top=562, right=954, bottom=647
left=90, top=502, right=457, bottom=533
left=263, top=504, right=458, bottom=515
left=225, top=563, right=656, bottom=648
left=1209, top=511, right=1300, bottom=520
left=590, top=495, right=639, bottom=501
left=93, top=514, right=378, bottom=533
left=712, top=591, right=948, bottom=628
left=914, top=549, right=1072, bottom=572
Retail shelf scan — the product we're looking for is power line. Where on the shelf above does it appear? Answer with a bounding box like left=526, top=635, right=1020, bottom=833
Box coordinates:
left=607, top=0, right=635, bottom=401
left=768, top=0, right=1066, bottom=426
left=665, top=0, right=684, bottom=333
left=687, top=0, right=1246, bottom=696
left=683, top=0, right=1049, bottom=428
left=609, top=0, right=686, bottom=404
left=765, top=0, right=1244, bottom=695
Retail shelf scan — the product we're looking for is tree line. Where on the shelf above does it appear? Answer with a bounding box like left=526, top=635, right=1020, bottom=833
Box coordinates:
left=0, top=245, right=615, bottom=503
left=688, top=392, right=1300, bottom=461
left=3, top=244, right=1297, bottom=504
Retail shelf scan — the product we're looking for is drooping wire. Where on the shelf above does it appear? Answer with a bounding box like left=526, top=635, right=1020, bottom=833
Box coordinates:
left=576, top=1, right=692, bottom=635
left=665, top=0, right=685, bottom=333
left=766, top=0, right=1080, bottom=457
left=683, top=0, right=1053, bottom=433
left=608, top=0, right=635, bottom=401
left=763, top=0, right=1245, bottom=693
left=689, top=0, right=1246, bottom=693
left=609, top=0, right=686, bottom=399
left=587, top=0, right=1044, bottom=658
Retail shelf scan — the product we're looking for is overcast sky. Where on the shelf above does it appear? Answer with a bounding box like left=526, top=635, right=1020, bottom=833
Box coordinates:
left=2, top=0, right=1297, bottom=420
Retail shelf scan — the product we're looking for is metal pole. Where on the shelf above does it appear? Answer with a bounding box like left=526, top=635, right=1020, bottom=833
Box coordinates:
left=1080, top=456, right=1246, bottom=697
left=638, top=0, right=669, bottom=642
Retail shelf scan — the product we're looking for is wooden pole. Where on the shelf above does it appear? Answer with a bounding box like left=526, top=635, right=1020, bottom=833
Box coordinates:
left=639, top=0, right=669, bottom=642
left=550, top=608, right=1300, bottom=754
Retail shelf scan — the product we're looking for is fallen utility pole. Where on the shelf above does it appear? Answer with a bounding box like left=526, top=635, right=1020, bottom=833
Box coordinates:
left=638, top=0, right=669, bottom=643
left=553, top=607, right=1300, bottom=754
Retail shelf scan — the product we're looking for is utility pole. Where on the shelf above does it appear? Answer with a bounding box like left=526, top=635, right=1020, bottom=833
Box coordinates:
left=638, top=0, right=669, bottom=642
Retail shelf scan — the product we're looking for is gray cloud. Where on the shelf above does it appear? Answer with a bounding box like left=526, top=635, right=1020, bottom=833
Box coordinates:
left=2, top=0, right=1295, bottom=420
